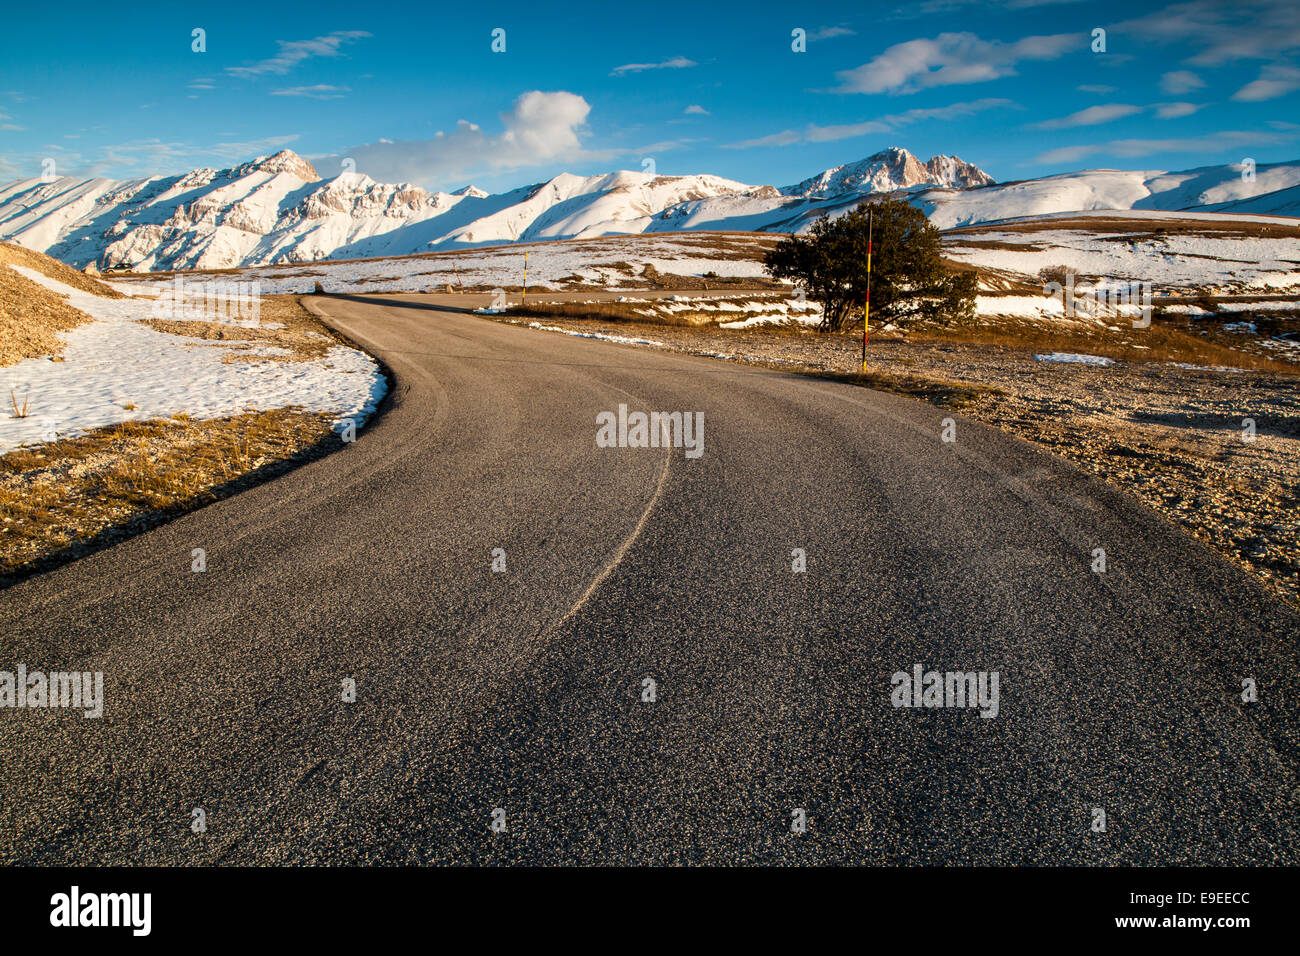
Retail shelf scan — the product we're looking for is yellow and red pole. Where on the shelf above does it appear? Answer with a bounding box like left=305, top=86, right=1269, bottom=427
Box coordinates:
left=522, top=252, right=528, bottom=302
left=862, top=208, right=872, bottom=372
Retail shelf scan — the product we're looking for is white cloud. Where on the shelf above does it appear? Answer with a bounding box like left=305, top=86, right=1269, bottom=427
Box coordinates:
left=1118, top=0, right=1300, bottom=66
left=903, top=0, right=1084, bottom=12
left=1153, top=101, right=1205, bottom=119
left=726, top=130, right=803, bottom=150
left=610, top=56, right=697, bottom=76
left=1033, top=103, right=1142, bottom=129
left=1159, top=70, right=1204, bottom=95
left=807, top=26, right=856, bottom=41
left=43, top=135, right=304, bottom=178
left=725, top=98, right=1015, bottom=148
left=1232, top=64, right=1300, bottom=101
left=271, top=85, right=351, bottom=100
left=832, top=31, right=1078, bottom=94
left=683, top=104, right=709, bottom=115
left=1077, top=84, right=1117, bottom=93
left=802, top=121, right=893, bottom=143
left=1035, top=128, right=1291, bottom=165
left=314, top=90, right=602, bottom=186
left=227, top=31, right=371, bottom=78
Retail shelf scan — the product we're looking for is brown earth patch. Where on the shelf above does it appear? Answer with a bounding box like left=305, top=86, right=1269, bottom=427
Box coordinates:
left=0, top=264, right=93, bottom=367
left=0, top=242, right=125, bottom=297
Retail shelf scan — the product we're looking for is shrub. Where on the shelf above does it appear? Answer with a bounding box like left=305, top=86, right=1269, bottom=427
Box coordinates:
left=763, top=197, right=976, bottom=331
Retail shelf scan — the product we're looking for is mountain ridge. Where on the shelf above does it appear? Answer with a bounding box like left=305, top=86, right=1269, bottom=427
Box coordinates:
left=1, top=147, right=1297, bottom=272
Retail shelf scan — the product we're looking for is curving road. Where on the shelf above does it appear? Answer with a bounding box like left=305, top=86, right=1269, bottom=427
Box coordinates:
left=1, top=292, right=1296, bottom=865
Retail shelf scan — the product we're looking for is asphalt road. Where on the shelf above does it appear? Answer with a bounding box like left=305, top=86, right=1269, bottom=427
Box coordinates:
left=2, top=292, right=1297, bottom=865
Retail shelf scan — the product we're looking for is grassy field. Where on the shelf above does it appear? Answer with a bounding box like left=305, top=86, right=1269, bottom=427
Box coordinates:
left=503, top=294, right=1300, bottom=374
left=0, top=407, right=342, bottom=584
left=897, top=314, right=1300, bottom=374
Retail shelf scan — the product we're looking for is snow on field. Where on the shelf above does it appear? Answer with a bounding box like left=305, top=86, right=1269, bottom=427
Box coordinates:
left=484, top=291, right=821, bottom=329
left=974, top=294, right=1068, bottom=318
left=108, top=234, right=773, bottom=297
left=1168, top=362, right=1247, bottom=373
left=0, top=267, right=386, bottom=453
left=1159, top=300, right=1300, bottom=317
left=522, top=323, right=665, bottom=347
left=617, top=292, right=821, bottom=328
left=716, top=299, right=823, bottom=328
left=945, top=222, right=1300, bottom=292
left=95, top=216, right=1297, bottom=330
left=1034, top=352, right=1116, bottom=366
left=1004, top=209, right=1300, bottom=226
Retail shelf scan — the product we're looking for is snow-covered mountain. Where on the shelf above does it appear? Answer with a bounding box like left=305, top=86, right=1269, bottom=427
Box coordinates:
left=1, top=146, right=1297, bottom=273
left=912, top=160, right=1300, bottom=228
left=0, top=147, right=989, bottom=271
left=661, top=156, right=1300, bottom=234
left=784, top=147, right=994, bottom=197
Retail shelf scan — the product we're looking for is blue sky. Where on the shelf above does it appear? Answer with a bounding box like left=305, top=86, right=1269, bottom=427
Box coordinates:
left=1, top=0, right=1297, bottom=192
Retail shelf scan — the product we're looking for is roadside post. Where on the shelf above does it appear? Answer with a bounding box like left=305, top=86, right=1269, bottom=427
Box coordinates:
left=862, top=207, right=873, bottom=372
left=523, top=252, right=528, bottom=302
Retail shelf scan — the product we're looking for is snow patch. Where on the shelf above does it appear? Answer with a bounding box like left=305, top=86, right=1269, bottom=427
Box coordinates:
left=1034, top=352, right=1116, bottom=366
left=1, top=267, right=386, bottom=453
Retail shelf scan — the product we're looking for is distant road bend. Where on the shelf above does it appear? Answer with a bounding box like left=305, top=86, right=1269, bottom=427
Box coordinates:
left=1, top=291, right=1296, bottom=865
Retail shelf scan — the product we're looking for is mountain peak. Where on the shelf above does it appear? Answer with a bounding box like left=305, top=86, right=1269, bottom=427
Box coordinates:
left=451, top=185, right=489, bottom=198
left=787, top=148, right=994, bottom=198
left=866, top=146, right=917, bottom=161
left=233, top=149, right=320, bottom=182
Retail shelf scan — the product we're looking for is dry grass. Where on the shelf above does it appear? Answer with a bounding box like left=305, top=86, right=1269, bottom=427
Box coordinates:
left=504, top=297, right=807, bottom=328
left=892, top=313, right=1300, bottom=374
left=0, top=273, right=368, bottom=584
left=0, top=408, right=341, bottom=584
left=943, top=215, right=1300, bottom=241
left=144, top=294, right=336, bottom=362
left=637, top=262, right=781, bottom=290
left=0, top=242, right=125, bottom=298
left=0, top=242, right=130, bottom=367
left=508, top=291, right=1299, bottom=374
left=0, top=263, right=95, bottom=367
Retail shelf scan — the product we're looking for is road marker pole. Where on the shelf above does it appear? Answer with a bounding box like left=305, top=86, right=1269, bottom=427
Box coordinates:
left=523, top=252, right=528, bottom=303
left=862, top=208, right=872, bottom=372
